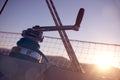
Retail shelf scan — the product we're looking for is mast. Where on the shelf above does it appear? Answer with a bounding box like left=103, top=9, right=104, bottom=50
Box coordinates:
left=46, top=0, right=85, bottom=72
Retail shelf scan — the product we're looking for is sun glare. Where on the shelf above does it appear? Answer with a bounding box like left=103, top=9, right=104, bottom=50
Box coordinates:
left=95, top=53, right=115, bottom=70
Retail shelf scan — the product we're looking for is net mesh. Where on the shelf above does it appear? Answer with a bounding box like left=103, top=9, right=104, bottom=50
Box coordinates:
left=0, top=31, right=120, bottom=69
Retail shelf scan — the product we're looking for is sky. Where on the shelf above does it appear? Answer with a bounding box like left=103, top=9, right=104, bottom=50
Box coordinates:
left=0, top=0, right=120, bottom=44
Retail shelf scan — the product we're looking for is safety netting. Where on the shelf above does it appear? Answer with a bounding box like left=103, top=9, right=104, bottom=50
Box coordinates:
left=0, top=31, right=120, bottom=69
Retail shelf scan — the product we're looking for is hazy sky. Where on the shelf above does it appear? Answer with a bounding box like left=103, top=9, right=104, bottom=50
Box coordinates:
left=0, top=0, right=120, bottom=44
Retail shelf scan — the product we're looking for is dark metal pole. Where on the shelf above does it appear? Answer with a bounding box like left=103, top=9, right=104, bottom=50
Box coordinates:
left=46, top=0, right=84, bottom=72
left=34, top=25, right=79, bottom=31
left=0, top=0, right=8, bottom=15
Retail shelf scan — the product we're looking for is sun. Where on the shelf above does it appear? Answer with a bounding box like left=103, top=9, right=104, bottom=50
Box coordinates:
left=95, top=54, right=114, bottom=70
